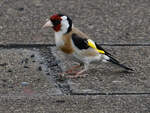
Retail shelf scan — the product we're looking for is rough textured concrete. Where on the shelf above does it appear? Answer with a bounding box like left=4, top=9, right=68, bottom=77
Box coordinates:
left=1, top=47, right=150, bottom=113
left=0, top=0, right=150, bottom=113
left=0, top=48, right=62, bottom=95
left=52, top=46, right=150, bottom=94
left=0, top=95, right=150, bottom=113
left=0, top=0, right=150, bottom=44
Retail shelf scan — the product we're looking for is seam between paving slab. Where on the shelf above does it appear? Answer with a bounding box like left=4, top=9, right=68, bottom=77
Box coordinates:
left=0, top=43, right=150, bottom=49
left=70, top=92, right=150, bottom=96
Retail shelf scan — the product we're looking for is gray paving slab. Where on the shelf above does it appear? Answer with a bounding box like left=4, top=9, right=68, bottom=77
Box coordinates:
left=0, top=47, right=149, bottom=113
left=0, top=48, right=62, bottom=96
left=0, top=0, right=150, bottom=113
left=0, top=95, right=150, bottom=113
left=52, top=46, right=150, bottom=94
left=0, top=0, right=150, bottom=44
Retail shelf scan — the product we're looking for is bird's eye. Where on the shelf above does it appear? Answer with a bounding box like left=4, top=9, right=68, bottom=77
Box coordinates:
left=52, top=20, right=60, bottom=26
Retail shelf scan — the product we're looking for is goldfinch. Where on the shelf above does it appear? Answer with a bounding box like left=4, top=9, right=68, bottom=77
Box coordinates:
left=43, top=14, right=133, bottom=78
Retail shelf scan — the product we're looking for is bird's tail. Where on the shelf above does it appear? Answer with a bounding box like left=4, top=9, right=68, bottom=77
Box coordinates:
left=106, top=55, right=133, bottom=71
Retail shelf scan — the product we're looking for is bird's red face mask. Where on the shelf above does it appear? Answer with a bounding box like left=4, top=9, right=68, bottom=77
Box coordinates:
left=43, top=14, right=62, bottom=32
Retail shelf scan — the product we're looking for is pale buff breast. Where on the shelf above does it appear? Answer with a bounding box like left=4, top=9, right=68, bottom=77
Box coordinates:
left=59, top=32, right=74, bottom=54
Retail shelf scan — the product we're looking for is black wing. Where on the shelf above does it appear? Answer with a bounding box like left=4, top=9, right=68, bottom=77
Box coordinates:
left=72, top=33, right=89, bottom=50
left=72, top=33, right=113, bottom=57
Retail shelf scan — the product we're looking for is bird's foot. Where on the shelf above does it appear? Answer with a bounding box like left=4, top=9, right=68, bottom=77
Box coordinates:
left=58, top=64, right=81, bottom=76
left=58, top=71, right=77, bottom=77
left=58, top=70, right=79, bottom=80
left=65, top=64, right=81, bottom=73
left=66, top=69, right=88, bottom=78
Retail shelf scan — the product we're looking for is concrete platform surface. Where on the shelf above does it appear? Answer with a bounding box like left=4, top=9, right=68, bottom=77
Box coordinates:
left=0, top=0, right=150, bottom=113
left=0, top=0, right=150, bottom=44
left=0, top=46, right=149, bottom=113
left=0, top=95, right=150, bottom=113
left=0, top=48, right=62, bottom=96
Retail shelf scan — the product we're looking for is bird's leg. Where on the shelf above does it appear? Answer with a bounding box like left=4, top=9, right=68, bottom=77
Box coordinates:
left=67, top=63, right=89, bottom=78
left=65, top=64, right=81, bottom=74
left=59, top=63, right=83, bottom=77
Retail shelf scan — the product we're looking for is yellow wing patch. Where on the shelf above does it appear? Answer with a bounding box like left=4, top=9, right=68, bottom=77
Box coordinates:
left=87, top=39, right=105, bottom=54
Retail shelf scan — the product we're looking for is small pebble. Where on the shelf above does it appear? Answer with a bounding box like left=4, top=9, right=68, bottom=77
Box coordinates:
left=17, top=7, right=24, bottom=11
left=21, top=58, right=29, bottom=64
left=8, top=69, right=12, bottom=72
left=30, top=54, right=35, bottom=58
left=21, top=82, right=29, bottom=86
left=40, top=62, right=44, bottom=64
left=32, top=60, right=36, bottom=62
left=46, top=73, right=50, bottom=75
left=8, top=85, right=13, bottom=88
left=24, top=58, right=29, bottom=64
left=50, top=62, right=58, bottom=67
left=24, top=65, right=29, bottom=68
left=38, top=66, right=42, bottom=71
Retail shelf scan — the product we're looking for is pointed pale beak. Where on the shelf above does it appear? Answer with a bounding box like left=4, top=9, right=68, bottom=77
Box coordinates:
left=42, top=20, right=53, bottom=28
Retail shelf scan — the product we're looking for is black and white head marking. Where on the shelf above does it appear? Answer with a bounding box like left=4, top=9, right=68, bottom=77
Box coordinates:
left=59, top=14, right=72, bottom=34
